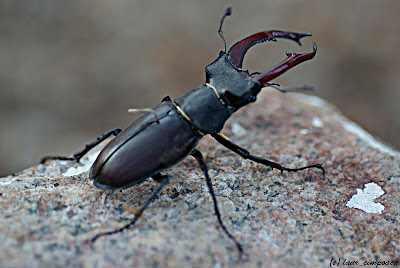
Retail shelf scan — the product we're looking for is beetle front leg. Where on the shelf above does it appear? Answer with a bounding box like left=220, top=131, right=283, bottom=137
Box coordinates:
left=40, top=128, right=122, bottom=163
left=211, top=133, right=324, bottom=175
left=91, top=173, right=169, bottom=243
left=190, top=149, right=244, bottom=256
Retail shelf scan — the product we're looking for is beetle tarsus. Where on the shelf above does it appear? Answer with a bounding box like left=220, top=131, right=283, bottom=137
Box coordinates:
left=266, top=84, right=315, bottom=94
left=40, top=128, right=121, bottom=164
left=265, top=82, right=281, bottom=88
left=190, top=149, right=245, bottom=257
left=91, top=173, right=169, bottom=244
left=249, top=71, right=261, bottom=76
left=40, top=155, right=76, bottom=163
left=280, top=163, right=325, bottom=175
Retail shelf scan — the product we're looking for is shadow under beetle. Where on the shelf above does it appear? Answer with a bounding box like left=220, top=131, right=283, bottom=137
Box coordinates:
left=41, top=7, right=324, bottom=256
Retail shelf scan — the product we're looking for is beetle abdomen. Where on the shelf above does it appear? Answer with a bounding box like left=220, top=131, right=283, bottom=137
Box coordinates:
left=90, top=102, right=200, bottom=189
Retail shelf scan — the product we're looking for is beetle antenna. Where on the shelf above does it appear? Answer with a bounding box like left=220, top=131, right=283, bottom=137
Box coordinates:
left=218, top=6, right=232, bottom=53
left=128, top=108, right=160, bottom=124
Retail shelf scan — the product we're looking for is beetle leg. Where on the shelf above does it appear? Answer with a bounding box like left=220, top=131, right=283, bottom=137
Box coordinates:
left=40, top=128, right=121, bottom=163
left=228, top=30, right=311, bottom=69
left=266, top=84, right=314, bottom=94
left=91, top=173, right=169, bottom=243
left=256, top=42, right=317, bottom=85
left=211, top=133, right=325, bottom=175
left=128, top=108, right=160, bottom=124
left=190, top=149, right=244, bottom=257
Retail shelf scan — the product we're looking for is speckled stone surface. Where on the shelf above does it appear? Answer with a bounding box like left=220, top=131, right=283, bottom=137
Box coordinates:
left=1, top=90, right=399, bottom=267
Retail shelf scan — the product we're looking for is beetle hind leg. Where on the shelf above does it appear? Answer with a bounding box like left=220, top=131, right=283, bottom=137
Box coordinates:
left=190, top=149, right=244, bottom=256
left=211, top=133, right=325, bottom=175
left=40, top=128, right=122, bottom=164
left=91, top=173, right=169, bottom=243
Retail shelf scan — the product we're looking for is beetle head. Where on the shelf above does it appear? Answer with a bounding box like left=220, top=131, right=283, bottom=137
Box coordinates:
left=205, top=52, right=262, bottom=110
left=208, top=8, right=317, bottom=110
left=205, top=34, right=316, bottom=110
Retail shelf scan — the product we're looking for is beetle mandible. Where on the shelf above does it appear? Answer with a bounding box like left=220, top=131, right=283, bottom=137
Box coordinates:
left=41, top=7, right=324, bottom=255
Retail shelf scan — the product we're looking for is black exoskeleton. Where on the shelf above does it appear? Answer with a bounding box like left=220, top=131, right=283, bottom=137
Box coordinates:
left=175, top=53, right=261, bottom=134
left=41, top=7, right=324, bottom=257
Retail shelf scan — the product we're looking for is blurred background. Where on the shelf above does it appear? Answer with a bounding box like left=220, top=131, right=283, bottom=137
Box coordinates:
left=1, top=1, right=399, bottom=177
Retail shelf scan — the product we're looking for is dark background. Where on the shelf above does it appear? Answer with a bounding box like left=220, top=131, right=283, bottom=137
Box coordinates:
left=1, top=1, right=399, bottom=177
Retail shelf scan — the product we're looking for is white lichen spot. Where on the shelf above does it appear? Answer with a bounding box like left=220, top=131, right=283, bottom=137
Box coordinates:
left=63, top=165, right=88, bottom=177
left=346, top=182, right=385, bottom=214
left=299, top=129, right=309, bottom=135
left=231, top=122, right=247, bottom=137
left=312, top=117, right=324, bottom=128
left=0, top=178, right=14, bottom=186
left=62, top=149, right=101, bottom=177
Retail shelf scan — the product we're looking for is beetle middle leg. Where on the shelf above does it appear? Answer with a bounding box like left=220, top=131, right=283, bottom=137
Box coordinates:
left=40, top=128, right=121, bottom=163
left=91, top=173, right=169, bottom=243
left=211, top=133, right=325, bottom=175
left=190, top=149, right=244, bottom=256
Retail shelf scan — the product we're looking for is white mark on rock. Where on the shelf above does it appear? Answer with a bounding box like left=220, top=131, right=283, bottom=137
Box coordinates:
left=346, top=182, right=385, bottom=214
left=62, top=149, right=101, bottom=177
left=63, top=165, right=89, bottom=177
left=299, top=129, right=309, bottom=135
left=231, top=122, right=247, bottom=137
left=312, top=117, right=324, bottom=128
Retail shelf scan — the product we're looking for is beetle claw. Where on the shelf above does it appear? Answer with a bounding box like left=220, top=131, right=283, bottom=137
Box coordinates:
left=228, top=30, right=312, bottom=69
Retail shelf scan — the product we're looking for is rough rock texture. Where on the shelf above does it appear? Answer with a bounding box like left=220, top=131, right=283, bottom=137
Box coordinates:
left=1, top=90, right=399, bottom=267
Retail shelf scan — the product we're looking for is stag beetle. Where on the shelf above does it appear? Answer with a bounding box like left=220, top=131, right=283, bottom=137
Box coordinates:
left=41, top=7, right=324, bottom=255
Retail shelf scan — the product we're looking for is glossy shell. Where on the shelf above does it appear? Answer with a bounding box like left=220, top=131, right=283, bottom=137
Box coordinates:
left=89, top=101, right=200, bottom=189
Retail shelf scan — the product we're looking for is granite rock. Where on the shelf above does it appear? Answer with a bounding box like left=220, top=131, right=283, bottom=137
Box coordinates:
left=1, top=90, right=399, bottom=267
